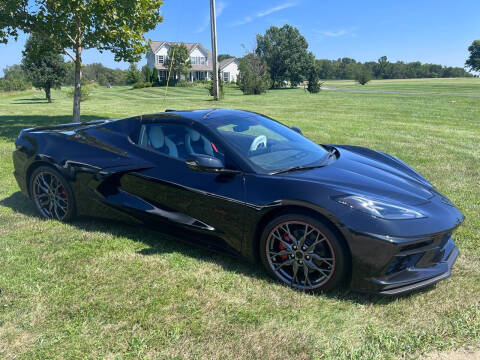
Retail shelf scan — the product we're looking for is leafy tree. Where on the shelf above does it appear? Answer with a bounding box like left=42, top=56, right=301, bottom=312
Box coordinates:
left=21, top=34, right=66, bottom=102
left=0, top=65, right=30, bottom=91
left=256, top=25, right=312, bottom=88
left=307, top=63, right=321, bottom=93
left=125, top=63, right=142, bottom=85
left=165, top=43, right=191, bottom=83
left=375, top=56, right=389, bottom=78
left=142, top=65, right=152, bottom=83
left=151, top=68, right=161, bottom=86
left=238, top=52, right=271, bottom=95
left=355, top=69, right=372, bottom=85
left=1, top=0, right=163, bottom=121
left=466, top=40, right=480, bottom=73
left=218, top=54, right=234, bottom=62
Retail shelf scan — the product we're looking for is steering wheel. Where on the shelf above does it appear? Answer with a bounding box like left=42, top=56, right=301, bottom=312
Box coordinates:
left=249, top=135, right=267, bottom=152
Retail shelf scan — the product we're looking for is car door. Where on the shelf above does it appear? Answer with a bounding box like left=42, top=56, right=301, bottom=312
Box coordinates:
left=119, top=120, right=246, bottom=253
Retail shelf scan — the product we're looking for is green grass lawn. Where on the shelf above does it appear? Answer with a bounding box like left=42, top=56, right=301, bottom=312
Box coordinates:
left=324, top=77, right=480, bottom=95
left=0, top=79, right=479, bottom=359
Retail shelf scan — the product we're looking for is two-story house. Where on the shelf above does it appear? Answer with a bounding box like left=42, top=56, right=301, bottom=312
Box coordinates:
left=146, top=41, right=239, bottom=83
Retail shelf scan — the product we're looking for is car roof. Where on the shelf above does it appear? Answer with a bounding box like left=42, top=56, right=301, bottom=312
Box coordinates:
left=139, top=108, right=258, bottom=124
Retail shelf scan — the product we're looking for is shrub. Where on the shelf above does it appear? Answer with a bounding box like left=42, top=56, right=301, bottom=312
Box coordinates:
left=207, top=76, right=224, bottom=99
left=307, top=67, right=321, bottom=93
left=144, top=82, right=153, bottom=88
left=193, top=80, right=208, bottom=87
left=238, top=53, right=271, bottom=95
left=151, top=68, right=161, bottom=86
left=176, top=80, right=194, bottom=87
left=88, top=80, right=100, bottom=89
left=125, top=63, right=142, bottom=85
left=355, top=69, right=372, bottom=85
left=142, top=65, right=152, bottom=83
left=225, top=81, right=238, bottom=88
left=132, top=82, right=146, bottom=89
left=0, top=77, right=31, bottom=91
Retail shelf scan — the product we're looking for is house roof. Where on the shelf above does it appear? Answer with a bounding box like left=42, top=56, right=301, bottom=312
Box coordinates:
left=149, top=41, right=212, bottom=57
left=219, top=57, right=238, bottom=70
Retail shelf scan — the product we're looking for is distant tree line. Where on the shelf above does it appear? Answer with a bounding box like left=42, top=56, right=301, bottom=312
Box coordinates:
left=1, top=61, right=130, bottom=92
left=64, top=62, right=128, bottom=86
left=315, top=56, right=472, bottom=80
left=0, top=65, right=31, bottom=91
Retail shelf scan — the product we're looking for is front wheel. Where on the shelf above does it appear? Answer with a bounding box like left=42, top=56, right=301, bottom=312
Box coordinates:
left=30, top=166, right=76, bottom=221
left=259, top=214, right=348, bottom=292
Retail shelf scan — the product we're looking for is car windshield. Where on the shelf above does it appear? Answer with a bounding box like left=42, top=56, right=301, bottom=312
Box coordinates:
left=205, top=112, right=329, bottom=173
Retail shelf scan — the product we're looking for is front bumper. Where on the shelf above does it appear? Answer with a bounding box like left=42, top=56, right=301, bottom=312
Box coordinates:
left=349, top=230, right=461, bottom=295
left=374, top=236, right=458, bottom=295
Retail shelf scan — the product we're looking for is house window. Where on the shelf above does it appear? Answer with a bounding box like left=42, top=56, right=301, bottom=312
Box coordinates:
left=223, top=72, right=230, bottom=82
left=190, top=57, right=207, bottom=65
left=159, top=70, right=166, bottom=80
left=156, top=55, right=165, bottom=64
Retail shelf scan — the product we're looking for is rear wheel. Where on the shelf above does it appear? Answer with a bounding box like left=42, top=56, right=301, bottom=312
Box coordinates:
left=30, top=166, right=75, bottom=221
left=259, top=213, right=348, bottom=292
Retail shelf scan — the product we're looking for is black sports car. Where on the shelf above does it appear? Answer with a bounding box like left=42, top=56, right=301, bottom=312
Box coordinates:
left=13, top=109, right=464, bottom=294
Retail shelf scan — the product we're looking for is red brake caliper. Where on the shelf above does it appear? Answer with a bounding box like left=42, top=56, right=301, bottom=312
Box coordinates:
left=278, top=232, right=290, bottom=261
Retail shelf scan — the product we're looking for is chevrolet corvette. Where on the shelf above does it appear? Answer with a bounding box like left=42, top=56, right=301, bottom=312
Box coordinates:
left=13, top=109, right=464, bottom=294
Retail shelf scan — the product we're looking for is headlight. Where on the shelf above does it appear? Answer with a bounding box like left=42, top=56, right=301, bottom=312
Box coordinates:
left=336, top=195, right=426, bottom=219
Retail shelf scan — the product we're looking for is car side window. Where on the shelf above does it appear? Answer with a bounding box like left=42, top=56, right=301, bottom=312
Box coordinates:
left=136, top=123, right=226, bottom=163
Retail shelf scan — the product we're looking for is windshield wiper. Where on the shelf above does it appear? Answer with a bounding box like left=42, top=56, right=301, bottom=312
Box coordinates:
left=270, top=164, right=326, bottom=175
left=270, top=148, right=337, bottom=175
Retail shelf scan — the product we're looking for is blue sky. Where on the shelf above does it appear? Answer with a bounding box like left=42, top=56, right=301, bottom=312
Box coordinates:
left=1, top=0, right=479, bottom=76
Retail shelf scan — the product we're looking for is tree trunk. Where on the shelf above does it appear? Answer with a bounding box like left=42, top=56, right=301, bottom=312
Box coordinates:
left=45, top=84, right=51, bottom=103
left=72, top=44, right=82, bottom=123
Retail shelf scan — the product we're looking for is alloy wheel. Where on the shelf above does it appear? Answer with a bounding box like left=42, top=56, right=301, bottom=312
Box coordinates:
left=32, top=170, right=69, bottom=220
left=265, top=220, right=336, bottom=290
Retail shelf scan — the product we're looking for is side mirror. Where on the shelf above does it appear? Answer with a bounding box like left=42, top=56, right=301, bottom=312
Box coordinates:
left=291, top=126, right=303, bottom=135
left=186, top=154, right=240, bottom=175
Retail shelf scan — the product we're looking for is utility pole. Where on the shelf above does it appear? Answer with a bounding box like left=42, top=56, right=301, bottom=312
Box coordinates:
left=210, top=0, right=219, bottom=100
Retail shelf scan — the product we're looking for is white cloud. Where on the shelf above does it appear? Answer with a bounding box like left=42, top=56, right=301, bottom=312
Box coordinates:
left=321, top=29, right=348, bottom=37
left=313, top=28, right=357, bottom=39
left=257, top=3, right=296, bottom=17
left=194, top=1, right=227, bottom=34
left=230, top=2, right=298, bottom=27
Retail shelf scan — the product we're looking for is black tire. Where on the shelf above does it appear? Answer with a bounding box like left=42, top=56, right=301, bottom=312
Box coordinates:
left=29, top=165, right=76, bottom=221
left=259, top=213, right=348, bottom=292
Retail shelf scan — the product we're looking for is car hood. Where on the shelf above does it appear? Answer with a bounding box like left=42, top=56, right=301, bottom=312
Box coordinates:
left=281, top=145, right=436, bottom=206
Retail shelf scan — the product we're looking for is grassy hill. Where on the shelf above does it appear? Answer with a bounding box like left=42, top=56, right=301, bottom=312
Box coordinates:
left=0, top=79, right=479, bottom=359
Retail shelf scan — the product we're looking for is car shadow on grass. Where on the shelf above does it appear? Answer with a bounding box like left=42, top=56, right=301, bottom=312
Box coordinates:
left=1, top=190, right=436, bottom=305
left=0, top=115, right=106, bottom=141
